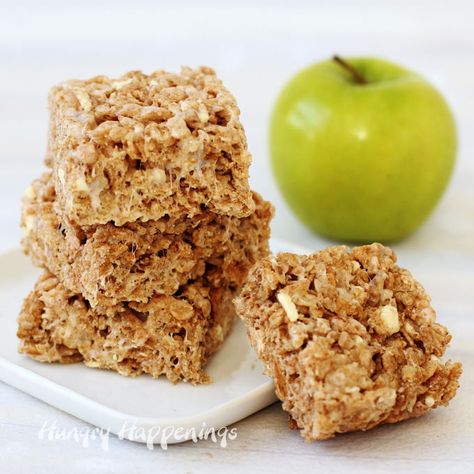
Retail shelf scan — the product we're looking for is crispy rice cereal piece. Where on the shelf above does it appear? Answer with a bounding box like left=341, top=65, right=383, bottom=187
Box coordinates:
left=18, top=272, right=236, bottom=384
left=21, top=173, right=273, bottom=307
left=47, top=66, right=255, bottom=225
left=235, top=243, right=462, bottom=440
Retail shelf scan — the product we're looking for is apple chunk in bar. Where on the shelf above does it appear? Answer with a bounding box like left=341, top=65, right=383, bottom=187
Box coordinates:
left=47, top=66, right=255, bottom=226
left=21, top=173, right=273, bottom=308
left=235, top=243, right=462, bottom=440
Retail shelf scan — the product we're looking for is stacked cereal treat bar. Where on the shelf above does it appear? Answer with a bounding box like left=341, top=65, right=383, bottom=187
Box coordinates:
left=18, top=273, right=237, bottom=383
left=21, top=173, right=271, bottom=308
left=235, top=243, right=462, bottom=439
left=46, top=67, right=255, bottom=225
left=18, top=66, right=273, bottom=384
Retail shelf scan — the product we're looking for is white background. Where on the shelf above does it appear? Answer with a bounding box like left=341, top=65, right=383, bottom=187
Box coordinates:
left=0, top=1, right=473, bottom=472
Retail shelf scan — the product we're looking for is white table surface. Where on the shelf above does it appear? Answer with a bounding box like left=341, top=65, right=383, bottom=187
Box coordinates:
left=1, top=1, right=473, bottom=472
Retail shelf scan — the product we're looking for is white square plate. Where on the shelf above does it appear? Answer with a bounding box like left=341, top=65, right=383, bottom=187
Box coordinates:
left=0, top=238, right=309, bottom=445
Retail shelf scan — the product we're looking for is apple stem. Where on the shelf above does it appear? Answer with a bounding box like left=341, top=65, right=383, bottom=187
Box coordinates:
left=333, top=55, right=367, bottom=85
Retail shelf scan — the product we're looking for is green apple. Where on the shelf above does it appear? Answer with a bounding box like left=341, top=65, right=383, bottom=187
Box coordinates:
left=270, top=56, right=457, bottom=242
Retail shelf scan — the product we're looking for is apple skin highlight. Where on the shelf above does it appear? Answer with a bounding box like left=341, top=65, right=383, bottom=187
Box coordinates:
left=270, top=57, right=457, bottom=243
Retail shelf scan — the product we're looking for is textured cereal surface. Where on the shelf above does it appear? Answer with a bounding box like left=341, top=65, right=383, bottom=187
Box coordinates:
left=235, top=243, right=462, bottom=440
left=18, top=272, right=236, bottom=384
left=47, top=66, right=254, bottom=225
left=21, top=173, right=273, bottom=307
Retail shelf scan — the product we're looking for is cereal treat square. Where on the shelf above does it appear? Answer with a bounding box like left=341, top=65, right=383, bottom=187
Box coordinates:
left=21, top=173, right=273, bottom=307
left=18, top=272, right=236, bottom=384
left=47, top=66, right=255, bottom=225
left=235, top=243, right=462, bottom=440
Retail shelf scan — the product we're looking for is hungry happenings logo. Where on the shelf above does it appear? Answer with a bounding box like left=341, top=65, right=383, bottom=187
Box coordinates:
left=37, top=419, right=238, bottom=450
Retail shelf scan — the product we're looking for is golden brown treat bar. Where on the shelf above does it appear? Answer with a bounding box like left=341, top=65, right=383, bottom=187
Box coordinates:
left=235, top=243, right=462, bottom=441
left=47, top=66, right=255, bottom=226
left=18, top=272, right=236, bottom=384
left=21, top=173, right=273, bottom=308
